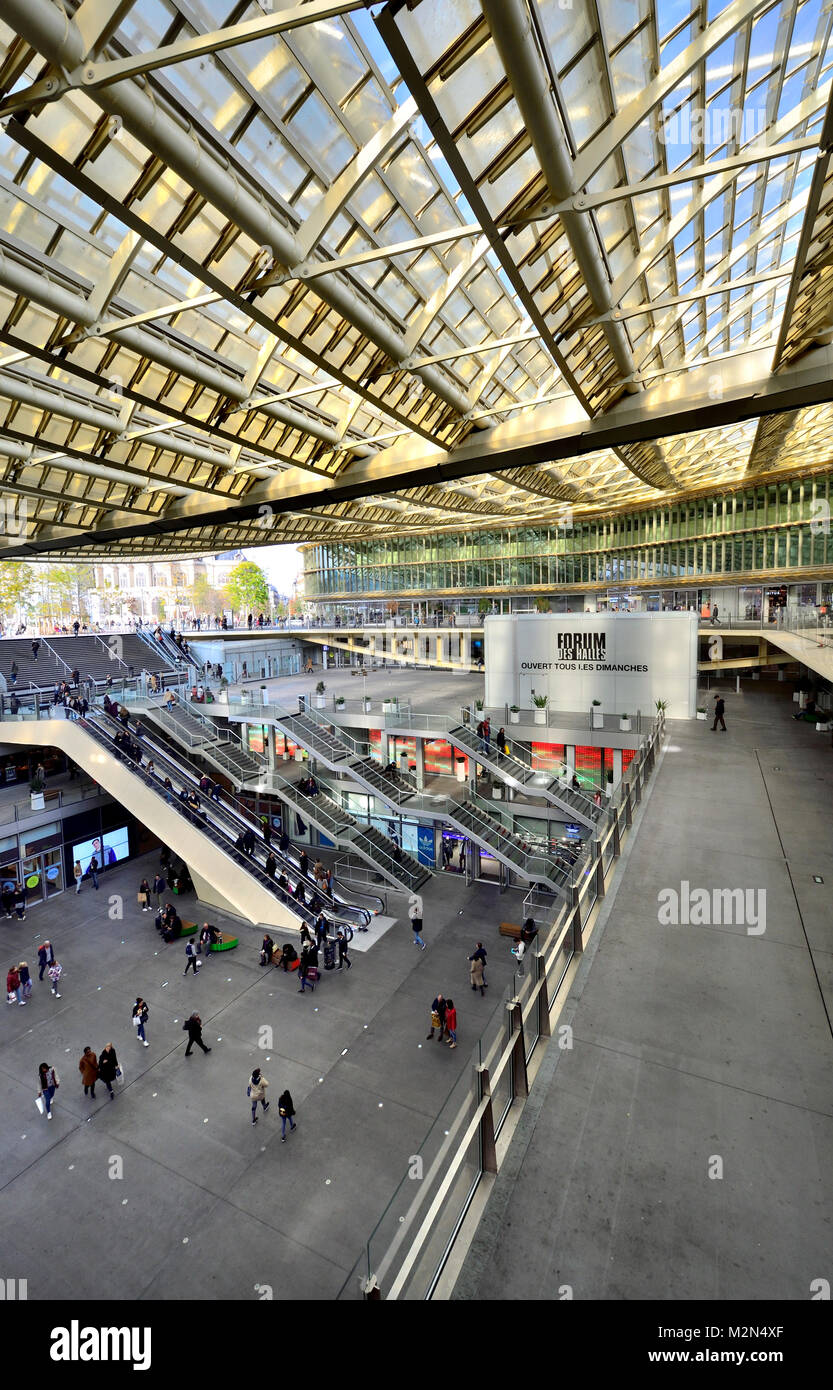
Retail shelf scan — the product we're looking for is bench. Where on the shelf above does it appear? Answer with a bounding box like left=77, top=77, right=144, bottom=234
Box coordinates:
left=181, top=920, right=238, bottom=951
left=499, top=921, right=522, bottom=940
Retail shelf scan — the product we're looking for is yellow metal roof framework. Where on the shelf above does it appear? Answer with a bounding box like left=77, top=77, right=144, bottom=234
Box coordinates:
left=0, top=0, right=831, bottom=559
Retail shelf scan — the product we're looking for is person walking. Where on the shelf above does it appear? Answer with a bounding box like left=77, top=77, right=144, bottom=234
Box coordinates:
left=37, top=940, right=54, bottom=980
left=248, top=1067, right=270, bottom=1125
left=138, top=877, right=152, bottom=912
left=7, top=964, right=22, bottom=1005
left=31, top=638, right=40, bottom=661
left=468, top=943, right=487, bottom=995
left=183, top=938, right=201, bottom=976
left=79, top=1046, right=99, bottom=1098
left=18, top=959, right=32, bottom=1002
left=2, top=883, right=14, bottom=919
left=13, top=881, right=26, bottom=919
left=98, top=1043, right=119, bottom=1100
left=183, top=1012, right=211, bottom=1056
left=278, top=1089, right=297, bottom=1142
left=132, top=997, right=149, bottom=1046
left=711, top=694, right=727, bottom=732
left=297, top=944, right=315, bottom=993
left=426, top=994, right=448, bottom=1041
left=444, top=999, right=458, bottom=1049
left=336, top=928, right=351, bottom=970
left=37, top=1062, right=59, bottom=1119
left=47, top=958, right=63, bottom=997
left=88, top=855, right=99, bottom=890
left=408, top=892, right=426, bottom=949
left=73, top=860, right=83, bottom=895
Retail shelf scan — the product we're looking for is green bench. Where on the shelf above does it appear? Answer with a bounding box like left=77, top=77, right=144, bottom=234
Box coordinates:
left=181, top=920, right=238, bottom=951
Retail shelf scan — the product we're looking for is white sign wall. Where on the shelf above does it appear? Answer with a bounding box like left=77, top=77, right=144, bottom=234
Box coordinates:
left=485, top=613, right=699, bottom=719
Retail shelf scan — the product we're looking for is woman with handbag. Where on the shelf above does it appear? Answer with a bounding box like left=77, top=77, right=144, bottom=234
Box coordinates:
left=247, top=1067, right=270, bottom=1125
left=37, top=1062, right=59, bottom=1119
left=98, top=1043, right=119, bottom=1100
left=138, top=878, right=152, bottom=912
left=74, top=860, right=83, bottom=894
left=132, top=997, right=149, bottom=1046
left=7, top=963, right=23, bottom=1005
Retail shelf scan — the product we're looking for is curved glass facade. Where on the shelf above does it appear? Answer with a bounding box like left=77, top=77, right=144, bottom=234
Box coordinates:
left=303, top=475, right=833, bottom=602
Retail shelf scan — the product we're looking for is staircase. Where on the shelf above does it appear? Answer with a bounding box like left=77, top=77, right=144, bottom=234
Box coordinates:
left=151, top=702, right=427, bottom=892
left=447, top=723, right=606, bottom=830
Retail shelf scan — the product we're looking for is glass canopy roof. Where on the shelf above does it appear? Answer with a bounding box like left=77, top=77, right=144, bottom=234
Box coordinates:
left=0, top=0, right=831, bottom=558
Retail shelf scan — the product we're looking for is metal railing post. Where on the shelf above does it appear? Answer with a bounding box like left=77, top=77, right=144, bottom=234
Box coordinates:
left=535, top=952, right=552, bottom=1040
left=506, top=1001, right=529, bottom=1102
left=476, top=1064, right=498, bottom=1174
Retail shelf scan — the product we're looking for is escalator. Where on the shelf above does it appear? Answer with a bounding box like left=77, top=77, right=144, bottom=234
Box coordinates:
left=89, top=708, right=375, bottom=934
left=121, top=711, right=383, bottom=928
left=147, top=700, right=430, bottom=892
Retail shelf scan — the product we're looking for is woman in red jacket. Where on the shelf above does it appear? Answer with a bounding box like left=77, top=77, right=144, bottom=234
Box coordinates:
left=444, top=1000, right=458, bottom=1049
left=7, top=964, right=22, bottom=1005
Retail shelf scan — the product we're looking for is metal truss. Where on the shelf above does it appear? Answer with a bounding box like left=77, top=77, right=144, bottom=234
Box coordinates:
left=0, top=0, right=830, bottom=558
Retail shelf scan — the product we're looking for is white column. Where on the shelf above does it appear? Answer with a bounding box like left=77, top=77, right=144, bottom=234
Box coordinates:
left=611, top=746, right=623, bottom=790
left=414, top=735, right=426, bottom=791
left=436, top=634, right=446, bottom=663
left=459, top=632, right=471, bottom=668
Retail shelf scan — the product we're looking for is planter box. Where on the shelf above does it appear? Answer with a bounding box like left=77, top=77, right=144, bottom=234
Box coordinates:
left=619, top=718, right=631, bottom=731
left=315, top=696, right=326, bottom=708
left=696, top=711, right=707, bottom=721
left=455, top=760, right=467, bottom=783
left=792, top=692, right=800, bottom=703
left=335, top=703, right=346, bottom=713
left=591, top=709, right=604, bottom=728
left=382, top=701, right=398, bottom=714
left=816, top=721, right=832, bottom=733
left=30, top=792, right=45, bottom=811
left=509, top=711, right=520, bottom=724
left=533, top=709, right=547, bottom=725
left=362, top=700, right=372, bottom=713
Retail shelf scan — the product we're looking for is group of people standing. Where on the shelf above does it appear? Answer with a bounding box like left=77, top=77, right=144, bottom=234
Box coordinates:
left=7, top=940, right=61, bottom=1004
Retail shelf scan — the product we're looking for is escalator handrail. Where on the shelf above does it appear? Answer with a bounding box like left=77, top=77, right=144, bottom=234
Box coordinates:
left=84, top=711, right=369, bottom=930
left=101, top=708, right=372, bottom=928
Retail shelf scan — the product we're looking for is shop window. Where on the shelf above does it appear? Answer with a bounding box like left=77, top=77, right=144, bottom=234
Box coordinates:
left=531, top=742, right=566, bottom=772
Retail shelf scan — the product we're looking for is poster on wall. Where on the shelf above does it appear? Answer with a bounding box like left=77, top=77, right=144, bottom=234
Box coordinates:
left=485, top=613, right=698, bottom=719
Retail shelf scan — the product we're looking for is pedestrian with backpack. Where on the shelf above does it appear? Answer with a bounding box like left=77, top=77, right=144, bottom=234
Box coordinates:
left=183, top=938, right=201, bottom=976
left=278, top=1089, right=296, bottom=1142
left=248, top=1067, right=270, bottom=1125
left=408, top=892, right=426, bottom=950
left=468, top=942, right=488, bottom=995
left=183, top=1013, right=211, bottom=1056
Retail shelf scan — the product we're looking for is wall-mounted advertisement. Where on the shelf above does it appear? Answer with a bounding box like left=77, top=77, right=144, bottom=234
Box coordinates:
left=485, top=613, right=698, bottom=719
left=73, top=827, right=130, bottom=876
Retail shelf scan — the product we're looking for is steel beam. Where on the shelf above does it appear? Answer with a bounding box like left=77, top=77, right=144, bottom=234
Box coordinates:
left=480, top=0, right=638, bottom=387
left=2, top=0, right=473, bottom=421
left=4, top=343, right=833, bottom=558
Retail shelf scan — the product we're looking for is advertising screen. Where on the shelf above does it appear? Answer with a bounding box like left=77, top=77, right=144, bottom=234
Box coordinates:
left=72, top=826, right=130, bottom=875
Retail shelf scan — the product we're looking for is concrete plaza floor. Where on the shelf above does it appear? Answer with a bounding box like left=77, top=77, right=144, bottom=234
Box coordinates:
left=454, top=683, right=833, bottom=1300
left=0, top=836, right=526, bottom=1300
